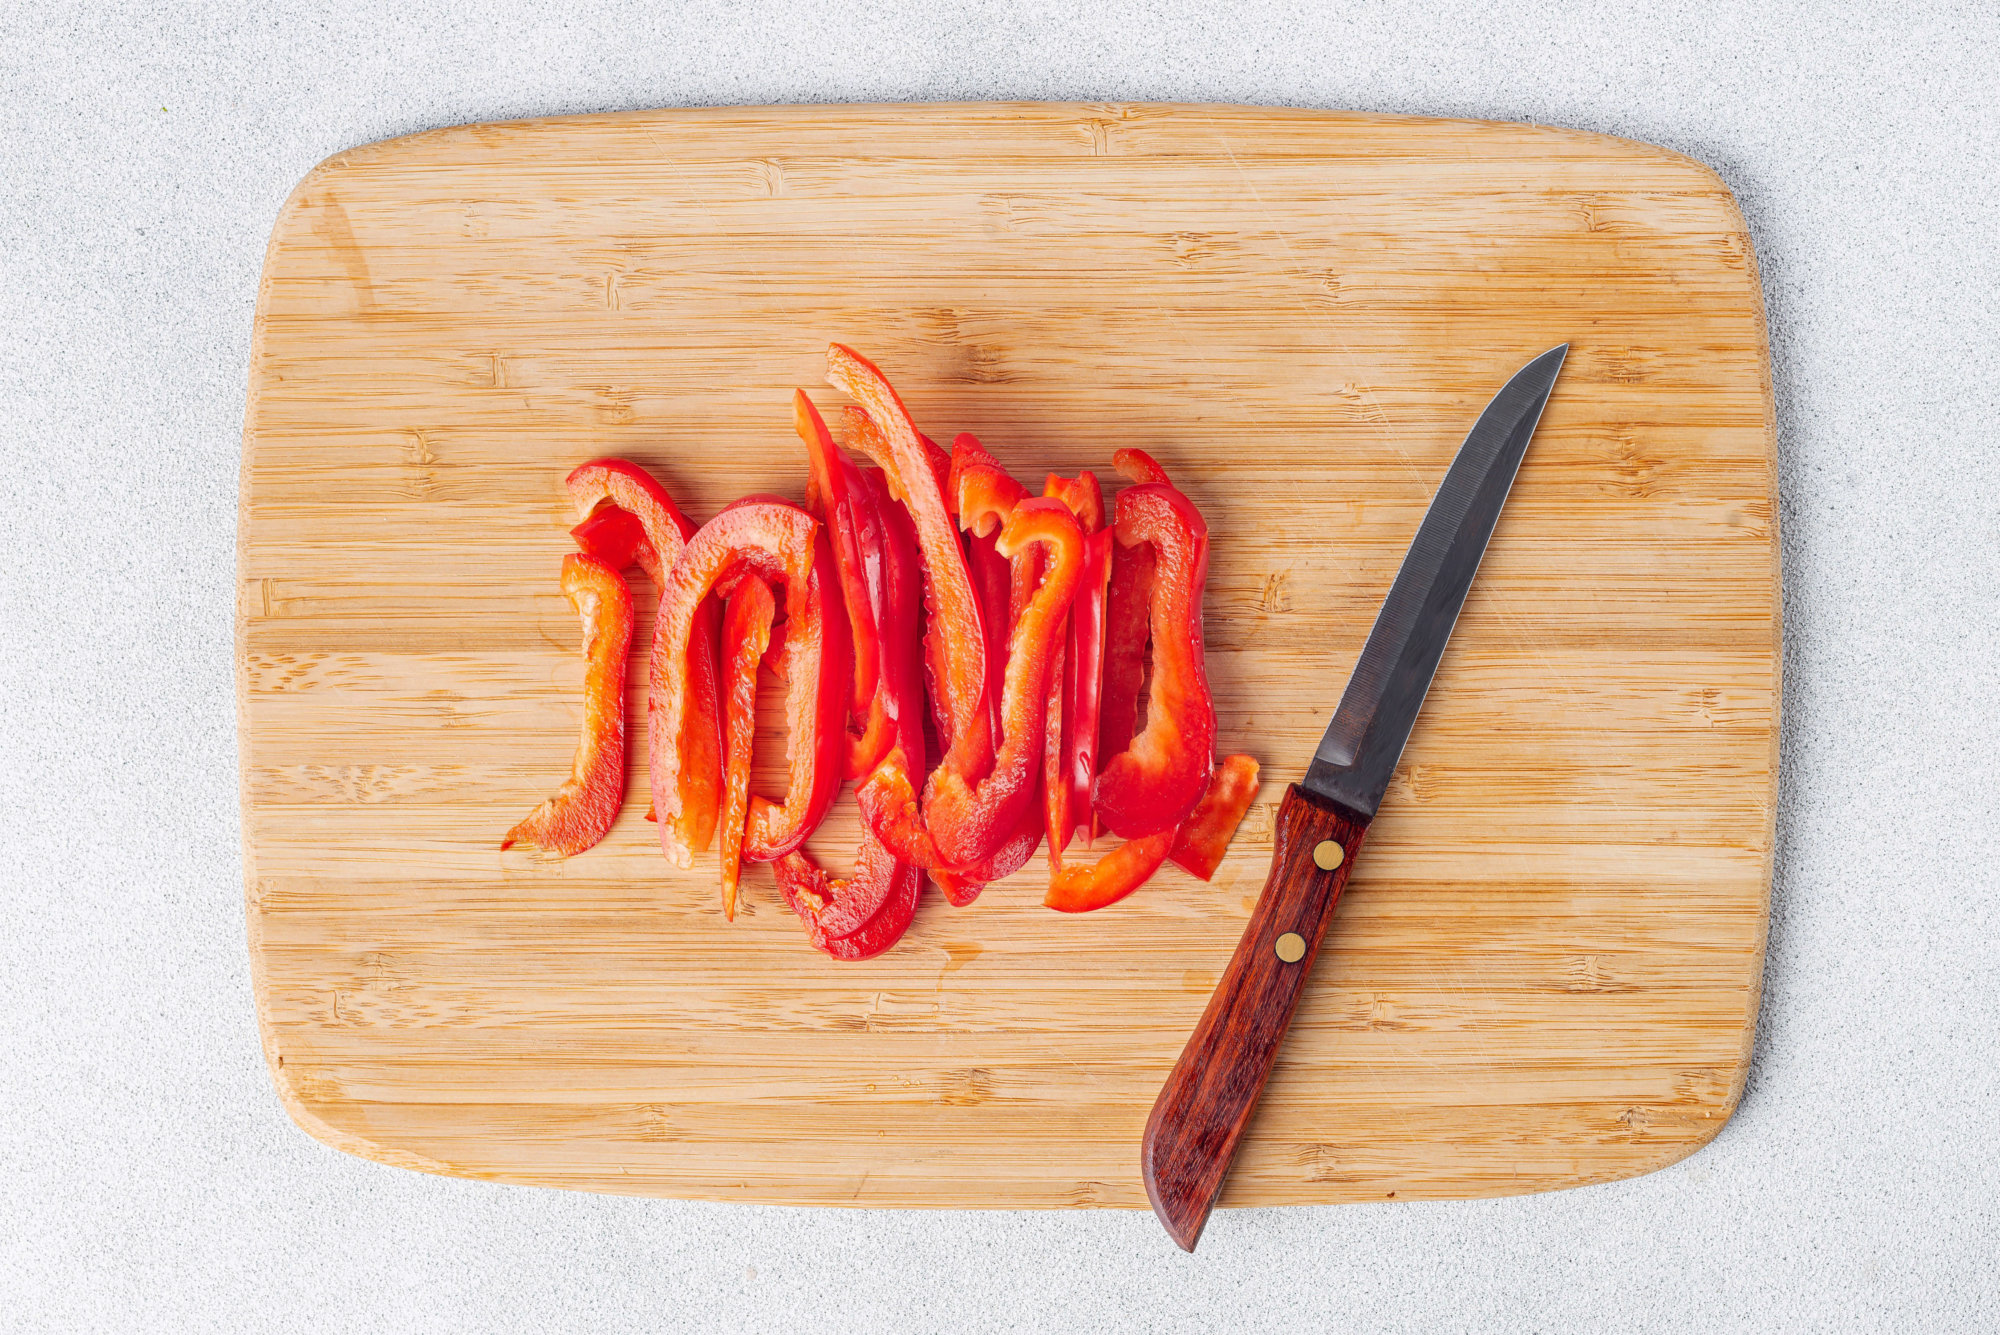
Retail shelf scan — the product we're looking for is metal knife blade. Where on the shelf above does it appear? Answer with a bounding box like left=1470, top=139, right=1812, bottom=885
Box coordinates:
left=1303, top=344, right=1568, bottom=817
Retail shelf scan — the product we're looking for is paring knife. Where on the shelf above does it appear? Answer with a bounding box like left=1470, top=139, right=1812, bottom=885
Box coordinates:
left=1141, top=345, right=1569, bottom=1251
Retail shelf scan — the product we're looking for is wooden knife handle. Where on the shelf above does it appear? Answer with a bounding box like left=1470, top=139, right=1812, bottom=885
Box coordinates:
left=1141, top=783, right=1369, bottom=1250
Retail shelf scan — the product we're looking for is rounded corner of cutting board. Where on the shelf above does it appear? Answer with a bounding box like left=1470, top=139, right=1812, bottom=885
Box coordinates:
left=238, top=101, right=1779, bottom=1210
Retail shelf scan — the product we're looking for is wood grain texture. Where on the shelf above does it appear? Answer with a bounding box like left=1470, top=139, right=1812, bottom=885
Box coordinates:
left=1145, top=786, right=1369, bottom=1247
left=238, top=102, right=1780, bottom=1209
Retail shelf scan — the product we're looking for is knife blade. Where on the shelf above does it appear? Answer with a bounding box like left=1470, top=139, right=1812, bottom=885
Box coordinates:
left=1141, top=345, right=1568, bottom=1251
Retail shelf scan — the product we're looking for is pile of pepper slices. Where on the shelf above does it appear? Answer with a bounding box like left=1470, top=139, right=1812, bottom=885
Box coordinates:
left=504, top=344, right=1262, bottom=959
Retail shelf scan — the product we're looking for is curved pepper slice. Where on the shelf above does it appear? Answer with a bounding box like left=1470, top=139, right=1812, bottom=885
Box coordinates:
left=502, top=553, right=633, bottom=856
left=1041, top=472, right=1109, bottom=858
left=1096, top=448, right=1179, bottom=774
left=930, top=800, right=1042, bottom=906
left=566, top=458, right=698, bottom=582
left=955, top=434, right=1032, bottom=759
left=743, top=526, right=851, bottom=863
left=653, top=499, right=848, bottom=869
left=859, top=497, right=1082, bottom=871
left=1094, top=481, right=1215, bottom=839
left=932, top=445, right=1052, bottom=903
left=1169, top=754, right=1262, bottom=881
left=768, top=467, right=929, bottom=954
left=566, top=458, right=723, bottom=850
left=796, top=393, right=878, bottom=722
left=837, top=404, right=962, bottom=750
left=1043, top=633, right=1069, bottom=870
left=826, top=344, right=990, bottom=772
left=1098, top=539, right=1156, bottom=774
left=776, top=845, right=923, bottom=961
left=718, top=576, right=776, bottom=920
left=1043, top=828, right=1176, bottom=913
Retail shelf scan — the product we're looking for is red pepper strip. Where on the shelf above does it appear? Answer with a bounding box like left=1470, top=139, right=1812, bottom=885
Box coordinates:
left=955, top=436, right=1040, bottom=625
left=1096, top=447, right=1176, bottom=795
left=652, top=500, right=848, bottom=868
left=776, top=846, right=923, bottom=961
left=566, top=458, right=724, bottom=853
left=931, top=798, right=1043, bottom=906
left=839, top=406, right=963, bottom=752
left=855, top=498, right=1081, bottom=870
left=1169, top=754, right=1262, bottom=881
left=920, top=498, right=1083, bottom=867
left=826, top=344, right=989, bottom=773
left=1095, top=482, right=1216, bottom=839
left=502, top=554, right=633, bottom=856
left=1045, top=471, right=1107, bottom=533
left=798, top=393, right=913, bottom=779
left=795, top=392, right=878, bottom=719
left=1097, top=538, right=1156, bottom=779
left=833, top=408, right=952, bottom=518
left=744, top=526, right=851, bottom=862
left=767, top=466, right=930, bottom=949
left=966, top=532, right=1011, bottom=746
left=1112, top=447, right=1172, bottom=488
left=570, top=502, right=649, bottom=572
left=1043, top=636, right=1069, bottom=869
left=1043, top=828, right=1176, bottom=913
left=954, top=434, right=1031, bottom=751
left=717, top=576, right=776, bottom=919
left=1065, top=530, right=1114, bottom=846
left=1040, top=473, right=1109, bottom=856
left=565, top=458, right=697, bottom=581
left=1116, top=446, right=1212, bottom=589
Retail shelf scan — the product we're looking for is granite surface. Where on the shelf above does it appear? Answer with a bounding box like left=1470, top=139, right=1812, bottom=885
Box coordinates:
left=3, top=2, right=1996, bottom=1330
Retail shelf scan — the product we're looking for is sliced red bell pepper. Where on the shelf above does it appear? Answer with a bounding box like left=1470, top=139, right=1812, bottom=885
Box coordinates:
left=1043, top=827, right=1176, bottom=913
left=795, top=393, right=877, bottom=718
left=838, top=404, right=963, bottom=751
left=826, top=344, right=990, bottom=773
left=744, top=524, right=851, bottom=862
left=1169, top=754, right=1262, bottom=881
left=652, top=499, right=849, bottom=869
left=1044, top=471, right=1107, bottom=533
left=502, top=553, right=633, bottom=856
left=767, top=464, right=929, bottom=955
left=834, top=406, right=951, bottom=517
left=954, top=433, right=1031, bottom=756
left=569, top=502, right=649, bottom=573
left=776, top=843, right=923, bottom=961
left=566, top=458, right=698, bottom=583
left=1040, top=472, right=1109, bottom=857
left=930, top=799, right=1043, bottom=906
left=797, top=391, right=914, bottom=779
left=1043, top=635, right=1069, bottom=869
left=1096, top=448, right=1179, bottom=779
left=1097, top=538, right=1155, bottom=775
left=1094, top=481, right=1215, bottom=839
left=1111, top=447, right=1173, bottom=489
left=717, top=575, right=776, bottom=920
left=1064, top=530, right=1114, bottom=840
left=856, top=497, right=1082, bottom=870
left=566, top=458, right=724, bottom=852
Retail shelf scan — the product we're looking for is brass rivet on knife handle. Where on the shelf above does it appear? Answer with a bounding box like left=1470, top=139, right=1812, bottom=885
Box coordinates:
left=1274, top=933, right=1307, bottom=964
left=1312, top=840, right=1344, bottom=871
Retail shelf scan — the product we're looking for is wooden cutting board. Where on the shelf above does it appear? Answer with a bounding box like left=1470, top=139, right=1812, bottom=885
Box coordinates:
left=238, top=103, right=1778, bottom=1209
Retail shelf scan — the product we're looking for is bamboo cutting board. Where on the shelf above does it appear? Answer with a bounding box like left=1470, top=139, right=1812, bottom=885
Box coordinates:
left=239, top=103, right=1778, bottom=1209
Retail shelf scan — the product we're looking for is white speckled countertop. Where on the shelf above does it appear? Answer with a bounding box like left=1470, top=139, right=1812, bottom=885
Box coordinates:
left=3, top=3, right=1996, bottom=1330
